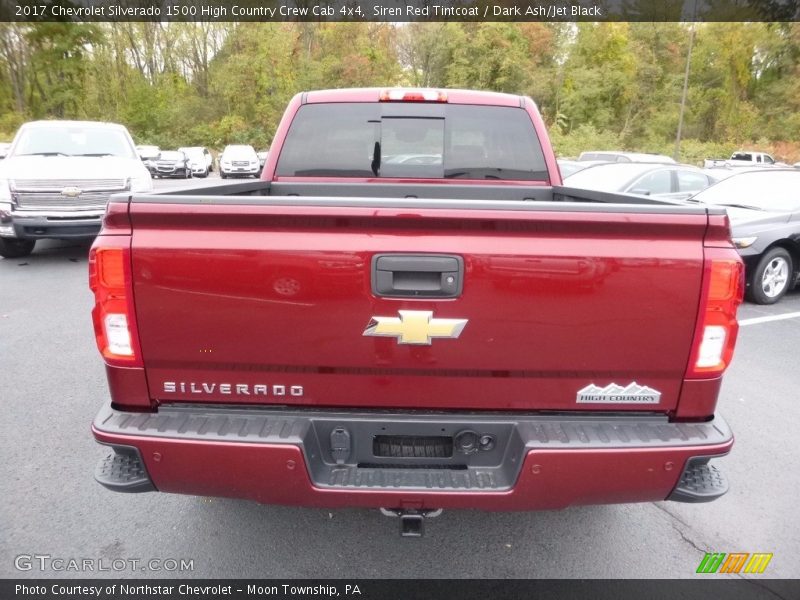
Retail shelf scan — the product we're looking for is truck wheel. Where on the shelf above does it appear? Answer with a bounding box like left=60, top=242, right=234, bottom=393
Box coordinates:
left=747, top=247, right=793, bottom=304
left=0, top=238, right=36, bottom=259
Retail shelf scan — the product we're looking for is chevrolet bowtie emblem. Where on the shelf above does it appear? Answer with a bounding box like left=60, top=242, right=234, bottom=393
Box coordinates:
left=61, top=186, right=82, bottom=198
left=363, top=310, right=468, bottom=345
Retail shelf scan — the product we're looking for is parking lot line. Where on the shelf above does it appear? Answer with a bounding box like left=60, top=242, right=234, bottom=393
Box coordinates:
left=739, top=311, right=800, bottom=326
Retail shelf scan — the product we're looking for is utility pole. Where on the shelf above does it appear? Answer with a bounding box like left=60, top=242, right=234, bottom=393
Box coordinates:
left=674, top=3, right=698, bottom=161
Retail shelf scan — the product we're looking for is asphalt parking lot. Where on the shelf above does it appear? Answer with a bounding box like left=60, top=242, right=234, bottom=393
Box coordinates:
left=1, top=175, right=798, bottom=580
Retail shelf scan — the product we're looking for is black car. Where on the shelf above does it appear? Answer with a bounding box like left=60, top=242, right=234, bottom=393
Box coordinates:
left=690, top=169, right=800, bottom=304
left=153, top=150, right=192, bottom=179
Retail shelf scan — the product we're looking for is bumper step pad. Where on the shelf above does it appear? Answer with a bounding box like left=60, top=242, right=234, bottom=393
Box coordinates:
left=668, top=458, right=728, bottom=503
left=95, top=445, right=155, bottom=493
left=94, top=404, right=733, bottom=494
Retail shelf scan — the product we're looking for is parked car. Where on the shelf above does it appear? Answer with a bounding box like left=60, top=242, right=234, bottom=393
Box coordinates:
left=0, top=142, right=11, bottom=159
left=136, top=144, right=159, bottom=159
left=563, top=162, right=717, bottom=200
left=0, top=120, right=152, bottom=258
left=153, top=150, right=192, bottom=179
left=219, top=144, right=260, bottom=178
left=689, top=169, right=800, bottom=304
left=577, top=151, right=676, bottom=164
left=257, top=150, right=269, bottom=175
left=557, top=159, right=604, bottom=178
left=136, top=145, right=160, bottom=176
left=179, top=147, right=212, bottom=177
left=702, top=166, right=758, bottom=182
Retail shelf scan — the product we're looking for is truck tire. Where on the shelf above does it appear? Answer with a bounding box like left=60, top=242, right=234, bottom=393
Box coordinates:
left=747, top=247, right=793, bottom=304
left=0, top=238, right=36, bottom=259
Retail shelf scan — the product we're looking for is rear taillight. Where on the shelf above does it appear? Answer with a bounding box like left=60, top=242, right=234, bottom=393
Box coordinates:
left=89, top=240, right=142, bottom=367
left=379, top=89, right=448, bottom=102
left=686, top=253, right=744, bottom=378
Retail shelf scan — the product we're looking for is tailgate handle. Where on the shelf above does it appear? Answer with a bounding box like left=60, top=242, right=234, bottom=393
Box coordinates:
left=372, top=254, right=464, bottom=298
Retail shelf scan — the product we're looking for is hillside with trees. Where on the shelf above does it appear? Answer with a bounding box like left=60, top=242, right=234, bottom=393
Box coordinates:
left=1, top=22, right=798, bottom=163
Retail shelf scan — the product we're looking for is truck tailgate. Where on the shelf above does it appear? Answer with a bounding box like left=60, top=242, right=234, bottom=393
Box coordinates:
left=129, top=200, right=707, bottom=412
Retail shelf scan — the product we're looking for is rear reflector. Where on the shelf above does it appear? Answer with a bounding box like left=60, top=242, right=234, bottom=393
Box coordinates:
left=686, top=255, right=744, bottom=378
left=379, top=89, right=448, bottom=103
left=89, top=241, right=142, bottom=367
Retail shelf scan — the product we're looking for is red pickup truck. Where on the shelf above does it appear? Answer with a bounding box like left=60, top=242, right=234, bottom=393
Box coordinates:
left=90, top=88, right=742, bottom=536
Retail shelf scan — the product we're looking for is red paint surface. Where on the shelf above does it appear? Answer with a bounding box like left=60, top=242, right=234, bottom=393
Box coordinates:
left=128, top=204, right=709, bottom=412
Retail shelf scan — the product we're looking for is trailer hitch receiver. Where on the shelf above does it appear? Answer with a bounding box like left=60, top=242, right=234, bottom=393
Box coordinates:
left=380, top=508, right=443, bottom=537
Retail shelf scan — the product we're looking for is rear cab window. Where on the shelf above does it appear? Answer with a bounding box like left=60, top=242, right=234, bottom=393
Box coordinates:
left=275, top=103, right=548, bottom=181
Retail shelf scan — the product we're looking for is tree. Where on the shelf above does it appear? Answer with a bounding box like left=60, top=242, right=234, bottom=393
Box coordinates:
left=25, top=23, right=104, bottom=118
left=0, top=22, right=797, bottom=163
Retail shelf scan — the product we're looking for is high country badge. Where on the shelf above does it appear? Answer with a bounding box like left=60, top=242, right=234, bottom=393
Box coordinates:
left=576, top=382, right=661, bottom=404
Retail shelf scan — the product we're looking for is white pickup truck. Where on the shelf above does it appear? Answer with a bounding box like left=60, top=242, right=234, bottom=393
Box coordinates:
left=703, top=150, right=786, bottom=169
left=0, top=120, right=152, bottom=258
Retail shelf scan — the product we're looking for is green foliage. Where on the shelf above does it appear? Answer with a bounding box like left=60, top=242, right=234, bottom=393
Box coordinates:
left=659, top=139, right=734, bottom=166
left=0, top=22, right=797, bottom=161
left=549, top=124, right=624, bottom=159
left=445, top=23, right=534, bottom=92
left=0, top=111, right=24, bottom=140
left=24, top=23, right=104, bottom=118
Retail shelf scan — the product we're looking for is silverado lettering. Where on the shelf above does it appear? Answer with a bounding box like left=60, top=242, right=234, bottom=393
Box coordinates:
left=162, top=382, right=304, bottom=396
left=89, top=88, right=743, bottom=535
